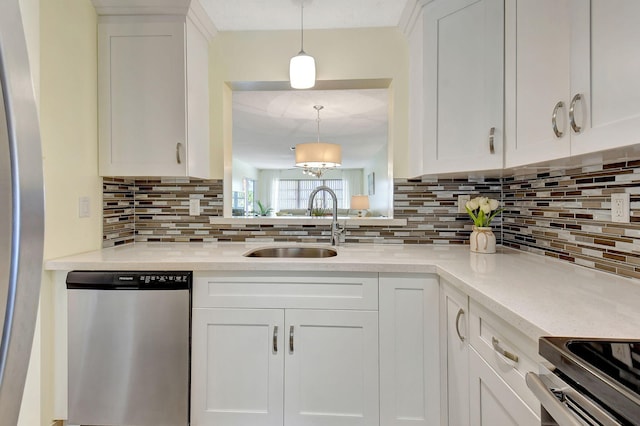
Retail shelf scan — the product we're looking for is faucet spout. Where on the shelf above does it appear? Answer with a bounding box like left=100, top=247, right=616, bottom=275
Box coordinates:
left=307, top=185, right=343, bottom=246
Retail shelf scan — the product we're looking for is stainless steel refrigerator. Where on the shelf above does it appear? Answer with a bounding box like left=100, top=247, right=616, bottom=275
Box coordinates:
left=0, top=0, right=45, bottom=424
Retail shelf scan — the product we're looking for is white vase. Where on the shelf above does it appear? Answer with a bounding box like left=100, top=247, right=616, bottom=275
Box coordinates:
left=470, top=226, right=496, bottom=254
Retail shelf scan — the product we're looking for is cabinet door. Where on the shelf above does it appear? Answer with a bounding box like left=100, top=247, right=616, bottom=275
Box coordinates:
left=191, top=308, right=284, bottom=426
left=423, top=0, right=504, bottom=174
left=98, top=18, right=187, bottom=177
left=379, top=273, right=440, bottom=425
left=284, top=309, right=379, bottom=426
left=504, top=0, right=573, bottom=167
left=571, top=0, right=640, bottom=155
left=469, top=349, right=539, bottom=426
left=442, top=283, right=469, bottom=426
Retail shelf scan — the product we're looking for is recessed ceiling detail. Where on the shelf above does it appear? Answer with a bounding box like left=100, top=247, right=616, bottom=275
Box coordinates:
left=199, top=0, right=410, bottom=32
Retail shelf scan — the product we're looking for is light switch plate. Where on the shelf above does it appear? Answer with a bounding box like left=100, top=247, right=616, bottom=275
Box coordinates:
left=458, top=195, right=471, bottom=214
left=189, top=199, right=200, bottom=216
left=78, top=196, right=90, bottom=218
left=611, top=193, right=630, bottom=223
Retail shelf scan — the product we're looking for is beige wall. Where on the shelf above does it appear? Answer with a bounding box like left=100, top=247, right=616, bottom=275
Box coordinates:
left=209, top=27, right=410, bottom=179
left=35, top=0, right=99, bottom=424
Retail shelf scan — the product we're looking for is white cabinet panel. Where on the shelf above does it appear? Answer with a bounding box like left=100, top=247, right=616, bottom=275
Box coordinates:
left=422, top=0, right=504, bottom=174
left=98, top=15, right=210, bottom=178
left=571, top=0, right=640, bottom=155
left=193, top=271, right=378, bottom=310
left=441, top=282, right=469, bottom=426
left=192, top=272, right=380, bottom=426
left=191, top=308, right=284, bottom=426
left=284, top=309, right=379, bottom=426
left=506, top=0, right=640, bottom=166
left=469, top=349, right=539, bottom=426
left=505, top=0, right=572, bottom=167
left=379, top=273, right=440, bottom=425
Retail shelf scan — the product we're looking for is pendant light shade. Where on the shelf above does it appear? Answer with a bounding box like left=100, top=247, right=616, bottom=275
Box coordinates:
left=295, top=105, right=341, bottom=177
left=295, top=142, right=341, bottom=168
left=290, top=52, right=316, bottom=89
left=290, top=1, right=315, bottom=89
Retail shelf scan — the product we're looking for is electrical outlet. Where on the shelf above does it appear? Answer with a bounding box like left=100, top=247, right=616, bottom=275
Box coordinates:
left=189, top=199, right=200, bottom=216
left=458, top=195, right=471, bottom=213
left=78, top=196, right=90, bottom=218
left=611, top=193, right=630, bottom=223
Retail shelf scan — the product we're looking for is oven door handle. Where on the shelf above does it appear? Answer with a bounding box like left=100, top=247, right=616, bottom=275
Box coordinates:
left=526, top=372, right=584, bottom=426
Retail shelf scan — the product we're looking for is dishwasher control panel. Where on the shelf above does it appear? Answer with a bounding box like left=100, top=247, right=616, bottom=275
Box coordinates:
left=67, top=271, right=192, bottom=290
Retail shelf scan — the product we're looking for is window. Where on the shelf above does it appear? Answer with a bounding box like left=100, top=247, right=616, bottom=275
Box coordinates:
left=278, top=179, right=344, bottom=211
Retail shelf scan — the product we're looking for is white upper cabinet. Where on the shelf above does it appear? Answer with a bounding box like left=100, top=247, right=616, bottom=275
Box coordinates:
left=506, top=0, right=640, bottom=167
left=96, top=3, right=213, bottom=178
left=571, top=0, right=640, bottom=155
left=408, top=0, right=504, bottom=176
left=504, top=0, right=573, bottom=167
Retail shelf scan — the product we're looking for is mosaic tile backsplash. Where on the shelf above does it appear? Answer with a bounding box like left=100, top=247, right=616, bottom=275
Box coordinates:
left=103, top=177, right=501, bottom=247
left=502, top=160, right=640, bottom=279
left=103, top=157, right=640, bottom=279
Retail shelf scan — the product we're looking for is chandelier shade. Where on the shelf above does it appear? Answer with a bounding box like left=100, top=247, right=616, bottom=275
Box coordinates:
left=295, top=142, right=341, bottom=168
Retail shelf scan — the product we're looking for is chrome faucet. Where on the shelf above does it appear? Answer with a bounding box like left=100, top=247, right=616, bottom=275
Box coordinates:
left=307, top=185, right=344, bottom=246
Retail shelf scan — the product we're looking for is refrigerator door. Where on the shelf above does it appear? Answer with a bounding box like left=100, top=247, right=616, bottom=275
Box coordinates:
left=0, top=0, right=45, bottom=424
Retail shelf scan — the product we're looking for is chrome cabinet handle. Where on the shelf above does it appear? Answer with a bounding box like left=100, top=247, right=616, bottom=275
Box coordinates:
left=569, top=93, right=583, bottom=134
left=525, top=373, right=583, bottom=426
left=289, top=325, right=294, bottom=353
left=176, top=142, right=182, bottom=164
left=492, top=337, right=519, bottom=363
left=552, top=101, right=565, bottom=138
left=455, top=308, right=465, bottom=342
left=489, top=127, right=495, bottom=154
left=273, top=326, right=278, bottom=353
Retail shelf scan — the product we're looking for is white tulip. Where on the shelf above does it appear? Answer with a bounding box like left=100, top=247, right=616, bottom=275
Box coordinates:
left=466, top=198, right=479, bottom=210
left=480, top=202, right=491, bottom=214
left=489, top=198, right=499, bottom=211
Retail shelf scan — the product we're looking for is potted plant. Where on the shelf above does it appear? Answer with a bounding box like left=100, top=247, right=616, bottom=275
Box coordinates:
left=255, top=200, right=273, bottom=217
left=465, top=197, right=503, bottom=253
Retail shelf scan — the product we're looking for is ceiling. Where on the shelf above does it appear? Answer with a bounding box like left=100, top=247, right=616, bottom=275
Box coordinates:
left=233, top=88, right=389, bottom=170
left=199, top=0, right=412, bottom=32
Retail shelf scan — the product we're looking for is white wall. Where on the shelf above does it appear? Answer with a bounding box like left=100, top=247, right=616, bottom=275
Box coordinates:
left=365, top=145, right=392, bottom=217
left=232, top=157, right=258, bottom=192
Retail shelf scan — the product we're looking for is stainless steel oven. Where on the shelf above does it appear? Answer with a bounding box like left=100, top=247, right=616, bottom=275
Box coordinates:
left=527, top=337, right=640, bottom=426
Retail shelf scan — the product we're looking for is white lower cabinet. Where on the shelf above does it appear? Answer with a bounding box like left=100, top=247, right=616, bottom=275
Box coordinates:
left=192, top=307, right=378, bottom=426
left=468, top=349, right=538, bottom=426
left=190, top=272, right=379, bottom=426
left=284, top=309, right=379, bottom=426
left=379, top=273, right=441, bottom=425
left=441, top=281, right=469, bottom=426
left=191, top=308, right=284, bottom=426
left=191, top=271, right=441, bottom=426
left=441, top=282, right=541, bottom=426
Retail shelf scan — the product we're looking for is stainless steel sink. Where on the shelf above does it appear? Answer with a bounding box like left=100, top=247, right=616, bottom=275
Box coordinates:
left=244, top=246, right=337, bottom=258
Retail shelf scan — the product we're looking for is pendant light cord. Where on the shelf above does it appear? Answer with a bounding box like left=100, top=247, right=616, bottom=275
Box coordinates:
left=314, top=105, right=323, bottom=143
left=300, top=3, right=305, bottom=53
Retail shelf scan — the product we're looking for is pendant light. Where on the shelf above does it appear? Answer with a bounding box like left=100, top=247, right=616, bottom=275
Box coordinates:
left=295, top=105, right=341, bottom=177
left=290, top=1, right=316, bottom=89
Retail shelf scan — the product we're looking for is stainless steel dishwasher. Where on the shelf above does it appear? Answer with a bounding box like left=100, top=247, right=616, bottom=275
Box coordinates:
left=66, top=271, right=191, bottom=426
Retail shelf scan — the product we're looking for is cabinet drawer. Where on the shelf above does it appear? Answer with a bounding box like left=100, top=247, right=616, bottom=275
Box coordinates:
left=469, top=300, right=541, bottom=415
left=194, top=271, right=378, bottom=310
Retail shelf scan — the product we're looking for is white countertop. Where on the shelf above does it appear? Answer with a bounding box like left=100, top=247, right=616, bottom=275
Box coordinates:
left=46, top=242, right=640, bottom=341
